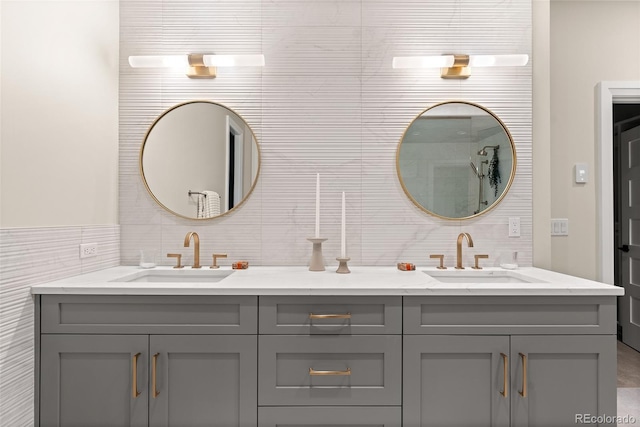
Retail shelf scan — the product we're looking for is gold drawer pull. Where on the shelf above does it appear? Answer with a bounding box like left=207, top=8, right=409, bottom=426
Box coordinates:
left=500, top=353, right=508, bottom=398
left=309, top=367, right=352, bottom=376
left=519, top=352, right=528, bottom=397
left=132, top=353, right=141, bottom=399
left=152, top=353, right=160, bottom=398
left=309, top=313, right=352, bottom=319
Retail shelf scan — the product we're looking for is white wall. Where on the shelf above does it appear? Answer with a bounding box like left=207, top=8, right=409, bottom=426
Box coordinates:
left=0, top=0, right=119, bottom=227
left=120, top=0, right=533, bottom=268
left=532, top=0, right=552, bottom=270
left=548, top=0, right=640, bottom=279
left=0, top=2, right=120, bottom=425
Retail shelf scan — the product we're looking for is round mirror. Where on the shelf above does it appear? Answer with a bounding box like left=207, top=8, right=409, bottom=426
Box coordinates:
left=140, top=101, right=260, bottom=219
left=396, top=101, right=516, bottom=219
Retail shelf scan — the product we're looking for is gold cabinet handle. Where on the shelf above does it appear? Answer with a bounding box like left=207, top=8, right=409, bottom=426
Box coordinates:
left=152, top=353, right=160, bottom=398
left=309, top=367, right=352, bottom=376
left=500, top=353, right=508, bottom=398
left=308, top=313, right=352, bottom=319
left=132, top=353, right=141, bottom=398
left=519, top=353, right=528, bottom=397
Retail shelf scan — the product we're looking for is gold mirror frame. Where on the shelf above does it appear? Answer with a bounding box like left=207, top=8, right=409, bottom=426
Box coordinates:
left=396, top=101, right=517, bottom=220
left=139, top=100, right=261, bottom=220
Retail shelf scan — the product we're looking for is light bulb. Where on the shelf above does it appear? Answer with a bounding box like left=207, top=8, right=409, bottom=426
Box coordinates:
left=203, top=54, right=265, bottom=67
left=392, top=55, right=455, bottom=69
left=128, top=55, right=189, bottom=68
left=469, top=54, right=529, bottom=67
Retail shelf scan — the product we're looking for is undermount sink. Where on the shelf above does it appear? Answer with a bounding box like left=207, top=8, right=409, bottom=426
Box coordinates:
left=423, top=270, right=545, bottom=284
left=111, top=269, right=235, bottom=283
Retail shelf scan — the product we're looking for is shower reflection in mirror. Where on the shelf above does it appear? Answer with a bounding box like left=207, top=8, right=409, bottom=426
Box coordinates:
left=470, top=145, right=501, bottom=215
left=396, top=101, right=516, bottom=220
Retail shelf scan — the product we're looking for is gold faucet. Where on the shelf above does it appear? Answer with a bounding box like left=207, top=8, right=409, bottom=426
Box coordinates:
left=456, top=232, right=474, bottom=269
left=184, top=231, right=201, bottom=268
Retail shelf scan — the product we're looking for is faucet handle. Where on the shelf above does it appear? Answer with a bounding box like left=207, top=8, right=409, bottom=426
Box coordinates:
left=167, top=253, right=183, bottom=269
left=429, top=254, right=447, bottom=269
left=210, top=253, right=228, bottom=269
left=472, top=254, right=489, bottom=270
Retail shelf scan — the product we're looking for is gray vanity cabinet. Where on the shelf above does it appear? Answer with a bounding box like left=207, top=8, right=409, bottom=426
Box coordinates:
left=35, top=293, right=618, bottom=427
left=403, top=335, right=511, bottom=427
left=258, top=335, right=401, bottom=406
left=40, top=334, right=149, bottom=427
left=509, top=335, right=616, bottom=427
left=403, top=296, right=618, bottom=427
left=36, top=295, right=258, bottom=427
left=257, top=296, right=402, bottom=426
left=148, top=335, right=257, bottom=427
left=40, top=335, right=257, bottom=427
left=403, top=334, right=617, bottom=427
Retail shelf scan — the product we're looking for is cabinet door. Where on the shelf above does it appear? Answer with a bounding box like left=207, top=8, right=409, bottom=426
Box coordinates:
left=40, top=334, right=148, bottom=427
left=149, top=335, right=257, bottom=427
left=403, top=335, right=510, bottom=427
left=510, top=335, right=617, bottom=427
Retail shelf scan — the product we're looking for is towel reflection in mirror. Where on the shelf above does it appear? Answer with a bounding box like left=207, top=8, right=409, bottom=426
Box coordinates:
left=140, top=101, right=260, bottom=220
left=195, top=191, right=221, bottom=218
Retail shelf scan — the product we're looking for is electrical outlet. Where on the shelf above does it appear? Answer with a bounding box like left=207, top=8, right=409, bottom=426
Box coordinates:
left=508, top=217, right=521, bottom=237
left=80, top=243, right=98, bottom=259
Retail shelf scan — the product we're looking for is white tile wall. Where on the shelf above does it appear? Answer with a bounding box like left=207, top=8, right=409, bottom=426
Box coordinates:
left=0, top=225, right=119, bottom=426
left=120, top=0, right=532, bottom=269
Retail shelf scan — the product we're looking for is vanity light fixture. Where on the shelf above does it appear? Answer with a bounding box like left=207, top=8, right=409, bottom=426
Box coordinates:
left=391, top=54, right=529, bottom=79
left=128, top=53, right=265, bottom=79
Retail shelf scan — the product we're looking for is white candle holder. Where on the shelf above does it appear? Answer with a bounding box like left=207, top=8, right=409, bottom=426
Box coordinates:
left=307, top=237, right=328, bottom=271
left=336, top=257, right=351, bottom=274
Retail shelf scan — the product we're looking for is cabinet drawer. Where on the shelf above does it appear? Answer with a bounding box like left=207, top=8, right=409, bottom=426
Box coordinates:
left=403, top=296, right=616, bottom=335
left=259, top=407, right=401, bottom=427
left=258, top=335, right=401, bottom=406
left=41, top=295, right=257, bottom=334
left=259, top=296, right=401, bottom=334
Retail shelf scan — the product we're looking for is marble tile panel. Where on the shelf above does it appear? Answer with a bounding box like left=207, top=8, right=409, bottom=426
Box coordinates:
left=262, top=27, right=362, bottom=76
left=120, top=223, right=163, bottom=266
left=261, top=222, right=363, bottom=266
left=118, top=173, right=165, bottom=225
left=263, top=0, right=361, bottom=28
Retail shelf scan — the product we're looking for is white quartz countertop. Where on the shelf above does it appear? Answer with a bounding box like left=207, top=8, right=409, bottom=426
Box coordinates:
left=30, top=265, right=624, bottom=296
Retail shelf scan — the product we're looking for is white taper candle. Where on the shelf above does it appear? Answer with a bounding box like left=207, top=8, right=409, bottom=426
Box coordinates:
left=315, top=174, right=320, bottom=238
left=341, top=191, right=346, bottom=258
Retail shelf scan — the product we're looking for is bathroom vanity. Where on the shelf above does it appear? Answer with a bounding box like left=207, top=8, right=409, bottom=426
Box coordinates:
left=31, top=266, right=623, bottom=427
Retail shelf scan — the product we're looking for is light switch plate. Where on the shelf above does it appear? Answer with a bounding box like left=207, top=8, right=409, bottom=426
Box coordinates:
left=575, top=163, right=588, bottom=183
left=551, top=219, right=569, bottom=236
